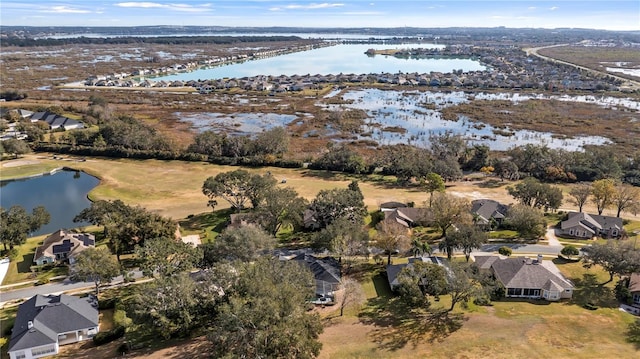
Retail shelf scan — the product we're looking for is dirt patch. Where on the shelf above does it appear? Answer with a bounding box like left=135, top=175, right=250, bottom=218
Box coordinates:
left=1, top=160, right=40, bottom=168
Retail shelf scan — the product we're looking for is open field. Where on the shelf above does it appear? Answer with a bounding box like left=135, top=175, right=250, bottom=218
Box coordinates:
left=538, top=45, right=640, bottom=83
left=3, top=154, right=639, bottom=222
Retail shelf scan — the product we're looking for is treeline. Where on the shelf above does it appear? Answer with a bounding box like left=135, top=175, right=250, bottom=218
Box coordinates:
left=2, top=35, right=303, bottom=47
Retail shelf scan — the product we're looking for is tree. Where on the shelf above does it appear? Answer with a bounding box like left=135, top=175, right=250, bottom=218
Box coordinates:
left=71, top=247, right=120, bottom=296
left=0, top=205, right=50, bottom=250
left=338, top=278, right=365, bottom=316
left=256, top=186, right=308, bottom=235
left=446, top=263, right=478, bottom=312
left=504, top=204, right=546, bottom=240
left=375, top=221, right=410, bottom=265
left=395, top=262, right=447, bottom=308
left=411, top=238, right=432, bottom=258
left=627, top=319, right=640, bottom=348
left=253, top=127, right=289, bottom=156
left=309, top=185, right=367, bottom=229
left=569, top=183, right=591, bottom=212
left=422, top=172, right=445, bottom=207
left=591, top=179, right=616, bottom=215
left=201, top=226, right=275, bottom=266
left=561, top=245, right=580, bottom=259
left=315, top=218, right=368, bottom=272
left=311, top=144, right=367, bottom=174
left=246, top=172, right=278, bottom=209
left=447, top=224, right=488, bottom=262
left=612, top=183, right=640, bottom=217
left=208, top=258, right=323, bottom=359
left=202, top=169, right=252, bottom=212
left=507, top=177, right=563, bottom=211
left=2, top=139, right=30, bottom=158
left=130, top=272, right=200, bottom=339
left=498, top=246, right=512, bottom=256
left=136, top=237, right=202, bottom=278
left=187, top=130, right=225, bottom=157
left=582, top=241, right=640, bottom=285
left=430, top=193, right=471, bottom=238
left=493, top=159, right=520, bottom=181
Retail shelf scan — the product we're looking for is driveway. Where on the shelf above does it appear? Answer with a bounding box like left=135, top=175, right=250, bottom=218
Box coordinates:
left=0, top=257, right=9, bottom=286
left=545, top=227, right=563, bottom=247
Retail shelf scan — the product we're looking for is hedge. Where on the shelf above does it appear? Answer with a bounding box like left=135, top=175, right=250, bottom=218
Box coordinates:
left=93, top=325, right=126, bottom=346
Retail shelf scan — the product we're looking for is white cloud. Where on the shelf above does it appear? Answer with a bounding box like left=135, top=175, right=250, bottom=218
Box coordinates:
left=270, top=3, right=344, bottom=11
left=42, top=6, right=92, bottom=14
left=115, top=2, right=211, bottom=12
left=550, top=6, right=559, bottom=11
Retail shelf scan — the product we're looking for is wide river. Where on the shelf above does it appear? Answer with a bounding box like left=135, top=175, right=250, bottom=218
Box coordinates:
left=153, top=43, right=487, bottom=81
left=0, top=170, right=99, bottom=236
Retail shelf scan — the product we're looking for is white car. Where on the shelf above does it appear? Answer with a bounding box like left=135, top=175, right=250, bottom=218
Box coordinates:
left=310, top=296, right=335, bottom=306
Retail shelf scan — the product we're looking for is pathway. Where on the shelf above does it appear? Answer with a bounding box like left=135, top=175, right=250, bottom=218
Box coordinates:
left=0, top=258, right=9, bottom=286
left=545, top=227, right=562, bottom=247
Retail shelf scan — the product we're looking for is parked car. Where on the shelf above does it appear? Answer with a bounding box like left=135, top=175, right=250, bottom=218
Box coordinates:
left=310, top=296, right=335, bottom=306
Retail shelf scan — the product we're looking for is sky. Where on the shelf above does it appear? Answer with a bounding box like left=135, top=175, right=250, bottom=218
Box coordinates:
left=1, top=1, right=638, bottom=31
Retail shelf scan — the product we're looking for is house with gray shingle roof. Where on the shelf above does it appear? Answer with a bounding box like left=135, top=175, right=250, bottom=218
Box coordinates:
left=473, top=255, right=573, bottom=301
left=386, top=256, right=450, bottom=291
left=560, top=212, right=623, bottom=239
left=471, top=199, right=508, bottom=228
left=8, top=294, right=99, bottom=359
left=629, top=273, right=640, bottom=309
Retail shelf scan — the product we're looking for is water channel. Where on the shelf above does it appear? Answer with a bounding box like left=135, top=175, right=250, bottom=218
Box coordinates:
left=0, top=170, right=99, bottom=236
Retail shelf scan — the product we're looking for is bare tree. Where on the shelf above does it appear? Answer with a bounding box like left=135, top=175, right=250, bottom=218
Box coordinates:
left=612, top=183, right=640, bottom=217
left=375, top=221, right=410, bottom=265
left=338, top=278, right=365, bottom=316
left=569, top=183, right=591, bottom=212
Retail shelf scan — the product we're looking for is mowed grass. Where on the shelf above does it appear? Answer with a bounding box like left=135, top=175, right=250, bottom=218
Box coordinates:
left=316, top=257, right=638, bottom=359
left=1, top=234, right=69, bottom=286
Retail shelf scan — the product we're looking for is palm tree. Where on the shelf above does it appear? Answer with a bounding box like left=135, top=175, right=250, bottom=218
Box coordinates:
left=411, top=238, right=432, bottom=258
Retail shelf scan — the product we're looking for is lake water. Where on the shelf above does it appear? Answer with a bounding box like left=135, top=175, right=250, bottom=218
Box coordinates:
left=0, top=170, right=99, bottom=236
left=153, top=43, right=486, bottom=81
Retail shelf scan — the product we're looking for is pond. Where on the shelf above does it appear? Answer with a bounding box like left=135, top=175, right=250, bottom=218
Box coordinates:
left=153, top=43, right=486, bottom=81
left=0, top=169, right=99, bottom=236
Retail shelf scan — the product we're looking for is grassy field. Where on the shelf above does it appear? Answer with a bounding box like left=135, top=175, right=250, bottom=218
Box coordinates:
left=315, top=258, right=638, bottom=359
left=1, top=234, right=69, bottom=286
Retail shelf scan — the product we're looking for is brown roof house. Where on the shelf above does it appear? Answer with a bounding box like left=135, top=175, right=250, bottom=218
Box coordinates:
left=474, top=255, right=574, bottom=301
left=33, top=230, right=95, bottom=266
left=7, top=294, right=99, bottom=359
left=560, top=212, right=623, bottom=239
left=629, top=273, right=640, bottom=309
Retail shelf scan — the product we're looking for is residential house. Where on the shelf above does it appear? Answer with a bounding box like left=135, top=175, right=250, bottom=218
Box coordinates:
left=386, top=256, right=449, bottom=291
left=473, top=255, right=574, bottom=301
left=471, top=199, right=508, bottom=228
left=560, top=212, right=623, bottom=239
left=7, top=294, right=99, bottom=359
left=383, top=207, right=427, bottom=228
left=276, top=249, right=340, bottom=298
left=379, top=201, right=407, bottom=212
left=33, top=230, right=95, bottom=266
left=629, top=273, right=640, bottom=309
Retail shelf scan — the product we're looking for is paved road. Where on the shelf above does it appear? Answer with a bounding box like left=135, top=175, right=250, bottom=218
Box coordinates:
left=479, top=243, right=561, bottom=255
left=0, top=270, right=144, bottom=305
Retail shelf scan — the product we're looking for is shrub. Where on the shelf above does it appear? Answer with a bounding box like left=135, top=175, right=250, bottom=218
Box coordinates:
left=93, top=325, right=126, bottom=346
left=3, top=323, right=13, bottom=336
left=498, top=246, right=512, bottom=257
left=98, top=297, right=117, bottom=310
left=117, top=342, right=130, bottom=354
left=113, top=308, right=133, bottom=328
left=35, top=277, right=50, bottom=286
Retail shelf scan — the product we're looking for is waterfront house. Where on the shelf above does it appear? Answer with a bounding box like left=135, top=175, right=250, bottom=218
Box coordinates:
left=33, top=230, right=95, bottom=266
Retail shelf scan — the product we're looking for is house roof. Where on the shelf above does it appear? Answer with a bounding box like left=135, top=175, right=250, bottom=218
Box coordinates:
left=380, top=202, right=407, bottom=210
left=386, top=256, right=450, bottom=289
left=384, top=207, right=427, bottom=228
left=9, top=294, right=99, bottom=352
left=34, top=230, right=95, bottom=263
left=471, top=199, right=508, bottom=224
left=629, top=273, right=640, bottom=293
left=477, top=256, right=573, bottom=291
left=561, top=212, right=623, bottom=232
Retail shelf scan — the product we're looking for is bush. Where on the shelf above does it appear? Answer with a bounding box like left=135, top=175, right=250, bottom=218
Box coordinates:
left=35, top=277, right=50, bottom=286
left=93, top=325, right=126, bottom=346
left=498, top=246, right=512, bottom=257
left=3, top=323, right=13, bottom=336
left=117, top=342, right=130, bottom=354
left=98, top=297, right=117, bottom=310
left=583, top=302, right=598, bottom=311
left=113, top=308, right=133, bottom=328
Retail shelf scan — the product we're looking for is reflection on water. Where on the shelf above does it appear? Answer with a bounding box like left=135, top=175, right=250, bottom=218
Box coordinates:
left=177, top=90, right=637, bottom=151
left=0, top=170, right=99, bottom=236
left=154, top=43, right=485, bottom=81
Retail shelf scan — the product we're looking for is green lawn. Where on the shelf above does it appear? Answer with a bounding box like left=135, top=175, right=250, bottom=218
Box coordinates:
left=2, top=234, right=69, bottom=286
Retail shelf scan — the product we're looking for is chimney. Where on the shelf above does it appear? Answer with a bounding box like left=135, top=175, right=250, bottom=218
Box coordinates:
left=536, top=254, right=543, bottom=264
left=27, top=321, right=33, bottom=329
